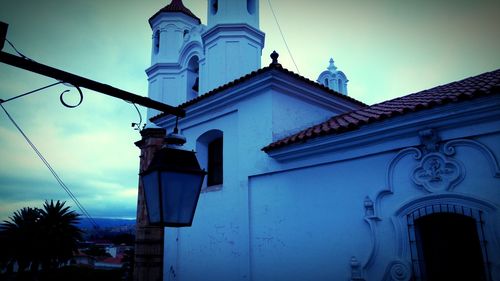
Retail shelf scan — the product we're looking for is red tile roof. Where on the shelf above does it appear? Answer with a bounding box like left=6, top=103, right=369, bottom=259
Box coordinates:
left=150, top=60, right=367, bottom=121
left=263, top=68, right=500, bottom=152
left=100, top=254, right=124, bottom=265
left=149, top=0, right=201, bottom=24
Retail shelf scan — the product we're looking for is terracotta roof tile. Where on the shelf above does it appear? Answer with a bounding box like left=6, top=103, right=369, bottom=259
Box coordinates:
left=149, top=0, right=201, bottom=24
left=263, top=68, right=500, bottom=152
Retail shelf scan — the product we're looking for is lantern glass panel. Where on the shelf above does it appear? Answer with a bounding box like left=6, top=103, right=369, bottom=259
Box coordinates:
left=160, top=171, right=204, bottom=225
left=142, top=171, right=161, bottom=224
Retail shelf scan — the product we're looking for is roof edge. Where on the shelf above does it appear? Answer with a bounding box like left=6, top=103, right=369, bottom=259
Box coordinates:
left=150, top=63, right=367, bottom=122
left=263, top=68, right=500, bottom=152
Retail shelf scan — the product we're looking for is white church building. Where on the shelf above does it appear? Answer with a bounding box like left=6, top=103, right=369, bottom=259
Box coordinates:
left=134, top=1, right=500, bottom=281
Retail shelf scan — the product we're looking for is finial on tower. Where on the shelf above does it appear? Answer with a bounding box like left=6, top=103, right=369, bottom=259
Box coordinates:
left=270, top=51, right=281, bottom=67
left=317, top=57, right=349, bottom=95
left=328, top=58, right=337, bottom=73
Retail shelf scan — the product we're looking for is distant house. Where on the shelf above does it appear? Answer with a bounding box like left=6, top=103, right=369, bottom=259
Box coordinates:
left=68, top=252, right=96, bottom=268
left=105, top=244, right=133, bottom=258
left=94, top=254, right=124, bottom=270
left=135, top=1, right=500, bottom=280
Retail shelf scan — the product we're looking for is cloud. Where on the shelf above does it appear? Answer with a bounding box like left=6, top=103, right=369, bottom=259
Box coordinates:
left=1, top=0, right=499, bottom=222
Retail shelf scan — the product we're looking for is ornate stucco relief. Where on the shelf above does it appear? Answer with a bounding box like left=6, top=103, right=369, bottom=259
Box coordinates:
left=361, top=128, right=500, bottom=280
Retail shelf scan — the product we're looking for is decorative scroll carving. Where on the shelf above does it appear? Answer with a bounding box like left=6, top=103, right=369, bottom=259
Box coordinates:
left=383, top=260, right=412, bottom=281
left=365, top=148, right=420, bottom=269
left=419, top=128, right=440, bottom=153
left=411, top=153, right=464, bottom=192
left=377, top=147, right=422, bottom=217
left=364, top=129, right=499, bottom=275
left=364, top=196, right=375, bottom=217
left=443, top=139, right=500, bottom=178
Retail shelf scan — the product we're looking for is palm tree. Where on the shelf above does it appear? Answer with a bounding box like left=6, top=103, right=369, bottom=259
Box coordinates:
left=0, top=207, right=42, bottom=273
left=38, top=200, right=82, bottom=270
left=0, top=200, right=82, bottom=275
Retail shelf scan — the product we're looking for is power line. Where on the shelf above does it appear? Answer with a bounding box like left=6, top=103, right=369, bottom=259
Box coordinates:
left=0, top=103, right=99, bottom=229
left=266, top=0, right=300, bottom=74
left=5, top=38, right=34, bottom=62
left=0, top=81, right=62, bottom=104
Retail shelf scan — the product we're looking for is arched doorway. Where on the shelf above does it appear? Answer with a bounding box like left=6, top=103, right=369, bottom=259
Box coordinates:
left=407, top=206, right=490, bottom=280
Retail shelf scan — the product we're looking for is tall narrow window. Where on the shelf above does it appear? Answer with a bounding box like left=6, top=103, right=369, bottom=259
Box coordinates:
left=153, top=30, right=160, bottom=54
left=210, top=0, right=218, bottom=15
left=197, top=130, right=223, bottom=190
left=207, top=137, right=223, bottom=186
left=186, top=56, right=199, bottom=101
left=247, top=0, right=256, bottom=14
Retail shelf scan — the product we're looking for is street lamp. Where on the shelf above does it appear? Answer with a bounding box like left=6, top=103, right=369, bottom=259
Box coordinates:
left=1, top=20, right=204, bottom=281
left=141, top=129, right=206, bottom=227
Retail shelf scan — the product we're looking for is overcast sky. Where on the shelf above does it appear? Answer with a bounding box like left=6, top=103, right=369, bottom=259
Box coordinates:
left=0, top=0, right=499, bottom=222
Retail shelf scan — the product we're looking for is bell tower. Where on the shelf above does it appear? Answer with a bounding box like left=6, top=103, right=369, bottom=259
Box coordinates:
left=317, top=58, right=349, bottom=96
left=199, top=0, right=265, bottom=93
left=146, top=0, right=202, bottom=123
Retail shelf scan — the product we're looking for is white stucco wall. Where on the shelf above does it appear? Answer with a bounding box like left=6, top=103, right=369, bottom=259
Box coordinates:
left=158, top=93, right=500, bottom=281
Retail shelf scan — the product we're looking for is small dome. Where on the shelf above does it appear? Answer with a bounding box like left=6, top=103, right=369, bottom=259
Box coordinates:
left=149, top=0, right=201, bottom=24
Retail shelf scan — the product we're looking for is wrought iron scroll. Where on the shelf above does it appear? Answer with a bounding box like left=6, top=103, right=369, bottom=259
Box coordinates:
left=59, top=83, right=83, bottom=108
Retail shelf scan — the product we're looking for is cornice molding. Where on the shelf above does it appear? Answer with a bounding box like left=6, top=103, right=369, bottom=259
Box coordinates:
left=267, top=96, right=500, bottom=162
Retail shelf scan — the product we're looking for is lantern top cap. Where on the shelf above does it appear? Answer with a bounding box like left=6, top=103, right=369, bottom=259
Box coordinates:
left=142, top=146, right=205, bottom=175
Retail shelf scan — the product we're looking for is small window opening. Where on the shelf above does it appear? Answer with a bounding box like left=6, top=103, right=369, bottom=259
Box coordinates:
left=187, top=56, right=199, bottom=100
left=183, top=29, right=189, bottom=38
left=247, top=0, right=256, bottom=14
left=153, top=30, right=160, bottom=54
left=210, top=0, right=218, bottom=15
left=192, top=77, right=199, bottom=92
left=324, top=78, right=329, bottom=87
left=207, top=137, right=223, bottom=186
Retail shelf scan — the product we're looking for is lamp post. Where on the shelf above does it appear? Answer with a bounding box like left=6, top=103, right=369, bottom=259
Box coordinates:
left=141, top=129, right=206, bottom=227
left=134, top=128, right=205, bottom=281
left=1, top=21, right=205, bottom=281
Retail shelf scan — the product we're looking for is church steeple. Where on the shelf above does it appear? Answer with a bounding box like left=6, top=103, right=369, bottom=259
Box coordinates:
left=144, top=0, right=267, bottom=124
left=317, top=57, right=349, bottom=95
left=207, top=0, right=259, bottom=29
left=149, top=0, right=201, bottom=25
left=148, top=0, right=201, bottom=64
left=200, top=0, right=265, bottom=93
left=145, top=0, right=203, bottom=124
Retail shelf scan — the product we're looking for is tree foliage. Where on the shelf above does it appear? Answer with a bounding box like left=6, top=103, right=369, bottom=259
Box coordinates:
left=0, top=200, right=82, bottom=274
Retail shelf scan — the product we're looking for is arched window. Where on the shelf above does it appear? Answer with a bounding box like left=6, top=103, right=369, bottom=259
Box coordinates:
left=207, top=137, right=223, bottom=186
left=210, top=0, right=218, bottom=15
left=407, top=205, right=490, bottom=280
left=197, top=130, right=223, bottom=189
left=186, top=56, right=199, bottom=101
left=338, top=79, right=343, bottom=93
left=247, top=0, right=256, bottom=14
left=153, top=30, right=160, bottom=54
left=324, top=78, right=329, bottom=87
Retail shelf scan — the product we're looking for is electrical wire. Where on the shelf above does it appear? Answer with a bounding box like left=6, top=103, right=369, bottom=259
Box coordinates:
left=0, top=82, right=63, bottom=104
left=5, top=39, right=34, bottom=61
left=126, top=101, right=143, bottom=131
left=266, top=0, right=300, bottom=74
left=0, top=103, right=99, bottom=229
